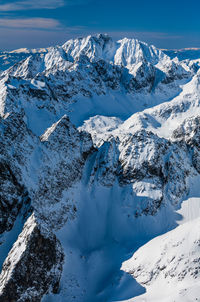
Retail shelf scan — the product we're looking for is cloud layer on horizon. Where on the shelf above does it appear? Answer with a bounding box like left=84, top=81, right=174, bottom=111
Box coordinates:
left=0, top=0, right=64, bottom=11
left=0, top=18, right=63, bottom=29
left=0, top=0, right=92, bottom=11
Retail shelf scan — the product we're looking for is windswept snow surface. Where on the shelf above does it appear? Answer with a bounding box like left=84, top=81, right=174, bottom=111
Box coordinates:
left=121, top=218, right=200, bottom=302
left=121, top=175, right=200, bottom=302
left=177, top=176, right=200, bottom=225
left=0, top=34, right=200, bottom=302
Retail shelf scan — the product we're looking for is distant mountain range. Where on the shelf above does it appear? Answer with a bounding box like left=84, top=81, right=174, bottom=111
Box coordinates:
left=163, top=48, right=200, bottom=61
left=1, top=41, right=200, bottom=72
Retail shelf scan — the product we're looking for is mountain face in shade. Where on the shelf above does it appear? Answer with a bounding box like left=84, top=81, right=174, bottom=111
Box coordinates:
left=0, top=34, right=200, bottom=302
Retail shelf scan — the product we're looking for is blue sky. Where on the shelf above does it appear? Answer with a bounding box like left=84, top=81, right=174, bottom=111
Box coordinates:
left=0, top=0, right=199, bottom=50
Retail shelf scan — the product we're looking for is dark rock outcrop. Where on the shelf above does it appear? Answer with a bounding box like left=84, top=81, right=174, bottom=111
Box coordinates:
left=0, top=214, right=64, bottom=302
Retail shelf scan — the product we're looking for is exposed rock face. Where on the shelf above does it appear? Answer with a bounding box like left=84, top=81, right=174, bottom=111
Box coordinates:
left=0, top=161, right=29, bottom=234
left=0, top=214, right=64, bottom=302
left=172, top=115, right=200, bottom=147
left=0, top=112, right=35, bottom=234
left=0, top=34, right=200, bottom=302
left=33, top=115, right=94, bottom=228
left=88, top=128, right=193, bottom=217
left=172, top=115, right=200, bottom=174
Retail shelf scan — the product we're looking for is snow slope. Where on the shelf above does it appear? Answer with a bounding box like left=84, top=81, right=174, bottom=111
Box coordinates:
left=121, top=177, right=200, bottom=302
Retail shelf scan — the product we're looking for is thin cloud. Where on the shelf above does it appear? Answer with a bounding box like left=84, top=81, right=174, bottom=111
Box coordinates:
left=0, top=0, right=65, bottom=11
left=0, top=18, right=62, bottom=30
left=0, top=0, right=92, bottom=11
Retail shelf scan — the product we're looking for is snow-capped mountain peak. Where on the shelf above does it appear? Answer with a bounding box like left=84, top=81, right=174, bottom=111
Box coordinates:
left=62, top=33, right=170, bottom=70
